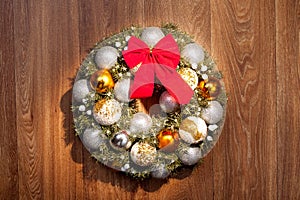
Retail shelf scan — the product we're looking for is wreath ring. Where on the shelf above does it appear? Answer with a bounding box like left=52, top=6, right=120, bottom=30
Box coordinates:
left=72, top=25, right=227, bottom=179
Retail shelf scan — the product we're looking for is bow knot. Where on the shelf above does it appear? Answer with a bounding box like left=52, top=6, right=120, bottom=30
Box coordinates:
left=122, top=34, right=194, bottom=104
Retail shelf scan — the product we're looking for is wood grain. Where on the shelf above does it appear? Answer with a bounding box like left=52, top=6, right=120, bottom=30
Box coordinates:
left=0, top=0, right=299, bottom=199
left=276, top=0, right=300, bottom=199
left=0, top=1, right=18, bottom=199
left=211, top=0, right=277, bottom=199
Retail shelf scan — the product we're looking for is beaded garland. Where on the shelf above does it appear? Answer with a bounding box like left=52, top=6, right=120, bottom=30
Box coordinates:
left=72, top=25, right=227, bottom=179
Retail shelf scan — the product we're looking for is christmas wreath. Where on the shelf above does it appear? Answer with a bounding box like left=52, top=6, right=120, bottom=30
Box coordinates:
left=72, top=25, right=227, bottom=179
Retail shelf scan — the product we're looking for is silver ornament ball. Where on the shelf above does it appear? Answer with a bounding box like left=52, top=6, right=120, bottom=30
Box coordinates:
left=182, top=43, right=205, bottom=64
left=114, top=78, right=132, bottom=103
left=82, top=128, right=106, bottom=151
left=177, top=147, right=202, bottom=165
left=141, top=27, right=165, bottom=47
left=95, top=46, right=119, bottom=69
left=73, top=79, right=90, bottom=103
left=110, top=130, right=132, bottom=151
left=159, top=91, right=179, bottom=113
left=151, top=165, right=171, bottom=179
left=129, top=112, right=153, bottom=134
left=201, top=101, right=224, bottom=124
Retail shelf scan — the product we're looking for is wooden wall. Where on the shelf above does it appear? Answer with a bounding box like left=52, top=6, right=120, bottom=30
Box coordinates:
left=0, top=0, right=299, bottom=199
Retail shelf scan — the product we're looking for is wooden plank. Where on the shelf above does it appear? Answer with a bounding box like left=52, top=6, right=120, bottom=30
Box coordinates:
left=0, top=1, right=18, bottom=199
left=143, top=1, right=213, bottom=199
left=78, top=0, right=145, bottom=199
left=276, top=0, right=300, bottom=199
left=14, top=0, right=83, bottom=199
left=211, top=0, right=277, bottom=199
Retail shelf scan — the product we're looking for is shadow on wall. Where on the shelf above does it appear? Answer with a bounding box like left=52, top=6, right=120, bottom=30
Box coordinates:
left=60, top=88, right=194, bottom=193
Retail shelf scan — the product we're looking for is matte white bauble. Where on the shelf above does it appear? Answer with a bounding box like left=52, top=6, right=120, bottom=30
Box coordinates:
left=201, top=101, right=224, bottom=124
left=114, top=78, right=132, bottom=103
left=151, top=165, right=171, bottom=179
left=82, top=128, right=106, bottom=151
left=129, top=112, right=153, bottom=134
left=177, top=147, right=202, bottom=165
left=95, top=46, right=119, bottom=69
left=182, top=43, right=205, bottom=64
left=73, top=79, right=90, bottom=102
left=141, top=27, right=165, bottom=47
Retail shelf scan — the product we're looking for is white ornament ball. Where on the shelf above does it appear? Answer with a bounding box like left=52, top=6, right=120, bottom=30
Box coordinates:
left=82, top=128, right=106, bottom=151
left=93, top=99, right=122, bottom=125
left=179, top=116, right=207, bottom=144
left=151, top=165, right=171, bottom=179
left=114, top=78, right=132, bottom=103
left=177, top=147, right=202, bottom=165
left=130, top=142, right=157, bottom=166
left=159, top=91, right=179, bottom=113
left=201, top=101, right=224, bottom=124
left=141, top=27, right=165, bottom=47
left=95, top=46, right=119, bottom=69
left=182, top=43, right=205, bottom=64
left=73, top=79, right=90, bottom=102
left=129, top=112, right=152, bottom=134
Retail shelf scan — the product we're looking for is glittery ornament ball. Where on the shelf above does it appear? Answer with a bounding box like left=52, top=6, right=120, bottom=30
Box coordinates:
left=159, top=91, right=179, bottom=113
left=178, top=68, right=199, bottom=90
left=157, top=129, right=179, bottom=152
left=141, top=27, right=165, bottom=47
left=182, top=43, right=205, bottom=64
left=129, top=112, right=153, bottom=134
left=95, top=46, right=119, bottom=69
left=109, top=130, right=132, bottom=151
left=130, top=142, right=157, bottom=166
left=151, top=165, right=171, bottom=179
left=82, top=128, right=106, bottom=151
left=73, top=79, right=90, bottom=102
left=114, top=78, right=132, bottom=103
left=201, top=101, right=224, bottom=124
left=198, top=77, right=221, bottom=100
left=93, top=99, right=122, bottom=125
left=179, top=116, right=207, bottom=144
left=177, top=147, right=202, bottom=165
left=90, top=69, right=114, bottom=93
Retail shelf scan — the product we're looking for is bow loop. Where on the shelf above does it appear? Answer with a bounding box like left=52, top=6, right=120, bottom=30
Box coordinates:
left=122, top=34, right=193, bottom=104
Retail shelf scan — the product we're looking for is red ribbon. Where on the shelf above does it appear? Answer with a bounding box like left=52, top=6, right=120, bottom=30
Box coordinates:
left=122, top=34, right=193, bottom=104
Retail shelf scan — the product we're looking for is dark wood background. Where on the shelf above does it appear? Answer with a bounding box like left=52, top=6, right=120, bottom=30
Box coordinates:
left=1, top=0, right=299, bottom=199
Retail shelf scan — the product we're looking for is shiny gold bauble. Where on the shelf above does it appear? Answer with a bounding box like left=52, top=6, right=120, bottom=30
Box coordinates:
left=157, top=129, right=179, bottom=152
left=197, top=77, right=221, bottom=100
left=90, top=69, right=114, bottom=93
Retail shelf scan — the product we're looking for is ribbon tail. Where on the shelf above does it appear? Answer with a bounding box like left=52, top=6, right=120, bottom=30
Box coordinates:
left=130, top=64, right=155, bottom=99
left=156, top=67, right=194, bottom=104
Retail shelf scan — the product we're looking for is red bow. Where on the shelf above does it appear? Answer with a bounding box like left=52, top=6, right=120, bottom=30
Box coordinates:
left=122, top=34, right=193, bottom=104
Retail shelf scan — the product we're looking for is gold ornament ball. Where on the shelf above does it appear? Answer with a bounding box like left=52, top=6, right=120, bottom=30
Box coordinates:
left=178, top=68, right=199, bottom=90
left=157, top=129, right=179, bottom=152
left=90, top=69, right=115, bottom=93
left=198, top=77, right=221, bottom=100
